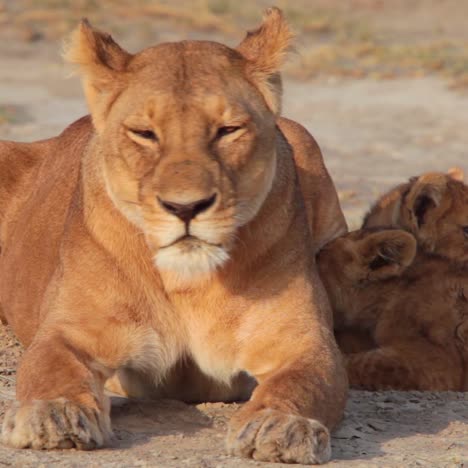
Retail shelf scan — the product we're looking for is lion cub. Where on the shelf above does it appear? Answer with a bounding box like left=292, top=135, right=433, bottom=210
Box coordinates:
left=317, top=228, right=468, bottom=391
left=363, top=168, right=468, bottom=263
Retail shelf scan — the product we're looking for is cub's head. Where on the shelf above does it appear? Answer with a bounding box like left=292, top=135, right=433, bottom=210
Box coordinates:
left=64, top=8, right=293, bottom=279
left=317, top=228, right=416, bottom=316
left=363, top=168, right=468, bottom=263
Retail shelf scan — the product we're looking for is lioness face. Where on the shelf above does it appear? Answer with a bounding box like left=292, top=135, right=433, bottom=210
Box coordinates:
left=66, top=15, right=292, bottom=279
left=102, top=44, right=277, bottom=278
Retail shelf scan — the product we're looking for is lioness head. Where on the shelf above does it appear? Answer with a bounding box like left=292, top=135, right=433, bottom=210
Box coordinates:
left=363, top=168, right=468, bottom=263
left=317, top=228, right=416, bottom=321
left=64, top=8, right=293, bottom=279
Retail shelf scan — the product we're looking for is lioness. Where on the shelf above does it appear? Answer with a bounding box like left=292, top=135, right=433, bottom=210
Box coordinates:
left=363, top=168, right=468, bottom=262
left=0, top=9, right=348, bottom=464
left=317, top=228, right=468, bottom=391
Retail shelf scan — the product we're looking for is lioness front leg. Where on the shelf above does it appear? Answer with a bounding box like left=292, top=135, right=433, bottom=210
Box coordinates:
left=2, top=334, right=112, bottom=449
left=227, top=322, right=347, bottom=464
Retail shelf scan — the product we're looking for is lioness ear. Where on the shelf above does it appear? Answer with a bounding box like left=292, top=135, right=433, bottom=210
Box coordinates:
left=404, top=174, right=449, bottom=229
left=447, top=166, right=464, bottom=182
left=358, top=230, right=417, bottom=281
left=63, top=19, right=132, bottom=132
left=236, top=7, right=293, bottom=115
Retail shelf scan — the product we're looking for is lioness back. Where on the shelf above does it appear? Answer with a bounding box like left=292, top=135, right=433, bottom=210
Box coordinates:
left=0, top=116, right=92, bottom=344
left=277, top=117, right=347, bottom=253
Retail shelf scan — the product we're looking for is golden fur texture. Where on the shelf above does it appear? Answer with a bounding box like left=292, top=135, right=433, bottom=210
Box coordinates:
left=363, top=168, right=468, bottom=262
left=317, top=228, right=468, bottom=391
left=0, top=9, right=347, bottom=464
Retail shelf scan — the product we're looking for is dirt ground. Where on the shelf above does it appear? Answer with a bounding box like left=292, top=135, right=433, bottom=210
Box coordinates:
left=0, top=1, right=468, bottom=466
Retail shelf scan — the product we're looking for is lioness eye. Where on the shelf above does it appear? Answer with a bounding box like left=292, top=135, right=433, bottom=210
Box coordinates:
left=216, top=126, right=241, bottom=139
left=463, top=226, right=468, bottom=238
left=130, top=129, right=158, bottom=141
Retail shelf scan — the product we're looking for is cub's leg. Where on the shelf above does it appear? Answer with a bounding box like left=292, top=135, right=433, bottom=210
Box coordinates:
left=455, top=320, right=468, bottom=390
left=346, top=342, right=463, bottom=391
left=2, top=333, right=112, bottom=449
left=225, top=282, right=347, bottom=465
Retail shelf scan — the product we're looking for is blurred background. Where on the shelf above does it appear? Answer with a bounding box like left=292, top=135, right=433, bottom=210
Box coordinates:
left=0, top=0, right=467, bottom=227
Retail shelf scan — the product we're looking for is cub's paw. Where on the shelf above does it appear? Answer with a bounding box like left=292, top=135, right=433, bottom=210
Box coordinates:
left=1, top=398, right=112, bottom=450
left=227, top=409, right=331, bottom=465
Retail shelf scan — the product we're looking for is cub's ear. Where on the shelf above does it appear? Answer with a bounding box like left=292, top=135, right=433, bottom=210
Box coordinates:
left=357, top=230, right=417, bottom=281
left=236, top=7, right=294, bottom=115
left=404, top=173, right=449, bottom=229
left=447, top=166, right=464, bottom=182
left=63, top=19, right=132, bottom=132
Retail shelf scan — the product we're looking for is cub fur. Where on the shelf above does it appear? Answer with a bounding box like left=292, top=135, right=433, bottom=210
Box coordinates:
left=363, top=168, right=468, bottom=262
left=318, top=228, right=468, bottom=391
left=0, top=8, right=347, bottom=465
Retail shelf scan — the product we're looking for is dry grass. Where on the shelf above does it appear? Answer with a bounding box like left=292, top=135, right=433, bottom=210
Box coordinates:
left=289, top=40, right=468, bottom=85
left=4, top=0, right=256, bottom=37
left=1, top=0, right=468, bottom=88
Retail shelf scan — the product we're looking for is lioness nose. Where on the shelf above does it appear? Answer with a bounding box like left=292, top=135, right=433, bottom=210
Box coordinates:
left=159, top=194, right=217, bottom=223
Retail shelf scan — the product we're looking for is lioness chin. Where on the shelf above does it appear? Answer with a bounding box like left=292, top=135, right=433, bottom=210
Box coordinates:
left=0, top=8, right=348, bottom=464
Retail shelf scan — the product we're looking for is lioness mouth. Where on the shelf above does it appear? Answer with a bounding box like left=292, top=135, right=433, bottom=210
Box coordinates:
left=163, top=235, right=221, bottom=250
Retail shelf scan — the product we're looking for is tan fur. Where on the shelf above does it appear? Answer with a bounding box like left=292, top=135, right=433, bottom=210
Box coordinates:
left=363, top=168, right=468, bottom=262
left=0, top=9, right=347, bottom=464
left=276, top=118, right=348, bottom=254
left=318, top=228, right=468, bottom=391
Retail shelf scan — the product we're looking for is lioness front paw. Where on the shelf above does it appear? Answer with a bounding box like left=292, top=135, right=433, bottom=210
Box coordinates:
left=227, top=409, right=331, bottom=465
left=1, top=398, right=111, bottom=450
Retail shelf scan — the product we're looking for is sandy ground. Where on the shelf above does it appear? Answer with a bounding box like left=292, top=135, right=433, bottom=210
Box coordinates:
left=1, top=8, right=468, bottom=468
